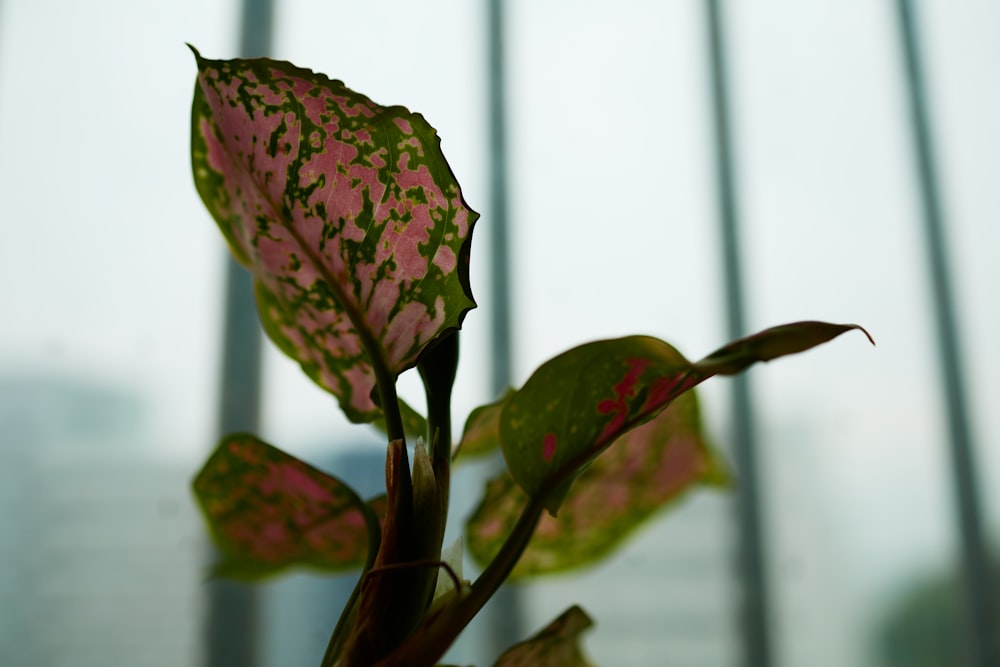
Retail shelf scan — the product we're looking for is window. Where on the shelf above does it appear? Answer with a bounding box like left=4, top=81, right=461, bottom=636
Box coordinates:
left=1, top=2, right=997, bottom=666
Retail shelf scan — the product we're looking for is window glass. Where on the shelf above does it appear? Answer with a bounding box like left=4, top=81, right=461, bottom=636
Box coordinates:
left=0, top=1, right=237, bottom=665
left=2, top=2, right=997, bottom=666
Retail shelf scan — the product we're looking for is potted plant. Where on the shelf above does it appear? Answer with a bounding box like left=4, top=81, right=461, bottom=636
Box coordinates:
left=188, top=47, right=872, bottom=666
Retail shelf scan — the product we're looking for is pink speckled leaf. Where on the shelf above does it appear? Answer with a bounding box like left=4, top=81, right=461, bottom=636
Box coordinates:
left=500, top=336, right=696, bottom=514
left=193, top=434, right=380, bottom=579
left=501, top=323, right=870, bottom=514
left=492, top=606, right=597, bottom=667
left=191, top=47, right=477, bottom=422
left=467, top=391, right=727, bottom=577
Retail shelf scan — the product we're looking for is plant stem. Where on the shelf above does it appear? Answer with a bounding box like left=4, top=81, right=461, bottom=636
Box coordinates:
left=465, top=493, right=544, bottom=614
left=418, top=331, right=459, bottom=536
left=373, top=360, right=405, bottom=443
left=373, top=492, right=546, bottom=667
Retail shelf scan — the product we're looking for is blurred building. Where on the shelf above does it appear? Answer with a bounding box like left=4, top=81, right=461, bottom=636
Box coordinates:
left=0, top=376, right=203, bottom=667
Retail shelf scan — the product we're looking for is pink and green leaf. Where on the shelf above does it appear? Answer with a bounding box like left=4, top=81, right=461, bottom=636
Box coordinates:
left=500, top=322, right=870, bottom=514
left=190, top=47, right=477, bottom=423
left=192, top=434, right=380, bottom=579
left=499, top=336, right=696, bottom=514
left=467, top=391, right=727, bottom=578
left=491, top=606, right=597, bottom=667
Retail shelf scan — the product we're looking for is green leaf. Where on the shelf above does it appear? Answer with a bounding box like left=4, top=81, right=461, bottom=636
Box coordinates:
left=492, top=606, right=597, bottom=667
left=500, top=322, right=870, bottom=514
left=693, top=320, right=874, bottom=376
left=190, top=47, right=477, bottom=423
left=467, top=391, right=728, bottom=578
left=454, top=389, right=512, bottom=460
left=192, top=434, right=379, bottom=579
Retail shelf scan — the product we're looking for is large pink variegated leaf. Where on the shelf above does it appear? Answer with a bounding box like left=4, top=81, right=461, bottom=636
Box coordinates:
left=193, top=435, right=381, bottom=579
left=492, top=606, right=597, bottom=667
left=467, top=391, right=728, bottom=577
left=190, top=47, right=477, bottom=422
left=501, top=322, right=870, bottom=514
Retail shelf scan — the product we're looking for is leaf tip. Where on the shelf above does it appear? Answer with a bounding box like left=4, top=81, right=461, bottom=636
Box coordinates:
left=852, top=324, right=876, bottom=347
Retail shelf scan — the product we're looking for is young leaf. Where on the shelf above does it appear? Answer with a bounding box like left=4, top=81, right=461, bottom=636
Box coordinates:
left=501, top=323, right=870, bottom=514
left=192, top=435, right=379, bottom=579
left=467, top=391, right=728, bottom=578
left=492, top=605, right=597, bottom=667
left=453, top=389, right=512, bottom=460
left=190, top=47, right=477, bottom=423
left=693, top=320, right=874, bottom=375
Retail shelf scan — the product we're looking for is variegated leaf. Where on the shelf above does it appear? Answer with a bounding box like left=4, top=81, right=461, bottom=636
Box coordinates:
left=492, top=606, right=597, bottom=667
left=501, top=323, right=870, bottom=514
left=192, top=435, right=379, bottom=579
left=190, top=47, right=477, bottom=422
left=467, top=391, right=727, bottom=577
left=500, top=336, right=696, bottom=514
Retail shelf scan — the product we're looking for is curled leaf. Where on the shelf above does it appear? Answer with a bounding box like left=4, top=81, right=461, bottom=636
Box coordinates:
left=492, top=606, right=597, bottom=667
left=190, top=47, right=477, bottom=423
left=192, top=435, right=378, bottom=579
left=694, top=321, right=874, bottom=375
left=431, top=538, right=469, bottom=603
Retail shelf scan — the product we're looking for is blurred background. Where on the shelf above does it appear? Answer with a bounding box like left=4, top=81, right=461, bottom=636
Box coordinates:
left=1, top=1, right=998, bottom=666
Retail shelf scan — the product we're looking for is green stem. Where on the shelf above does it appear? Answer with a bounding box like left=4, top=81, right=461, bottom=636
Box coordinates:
left=464, top=493, right=544, bottom=614
left=318, top=319, right=406, bottom=665
left=418, top=331, right=459, bottom=538
left=373, top=359, right=405, bottom=443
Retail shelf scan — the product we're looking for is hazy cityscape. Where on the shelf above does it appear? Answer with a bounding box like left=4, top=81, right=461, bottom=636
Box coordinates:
left=0, top=372, right=965, bottom=666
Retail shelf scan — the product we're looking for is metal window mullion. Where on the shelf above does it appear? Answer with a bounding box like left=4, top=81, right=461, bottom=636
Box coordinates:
left=204, top=2, right=273, bottom=666
left=703, top=2, right=774, bottom=666
left=483, top=0, right=524, bottom=656
left=894, top=2, right=997, bottom=665
left=487, top=0, right=514, bottom=400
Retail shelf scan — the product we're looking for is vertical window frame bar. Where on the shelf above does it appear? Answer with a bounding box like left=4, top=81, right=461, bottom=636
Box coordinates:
left=703, top=2, right=774, bottom=666
left=482, top=0, right=525, bottom=656
left=203, top=1, right=273, bottom=665
left=894, top=2, right=997, bottom=665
